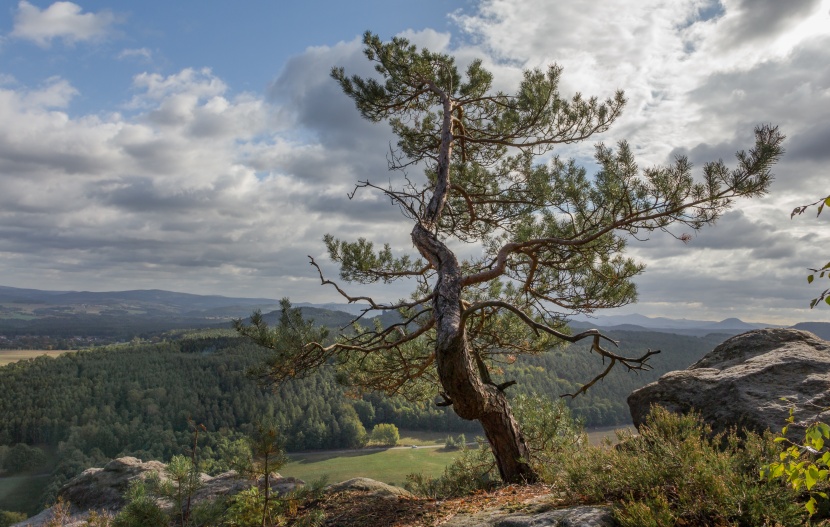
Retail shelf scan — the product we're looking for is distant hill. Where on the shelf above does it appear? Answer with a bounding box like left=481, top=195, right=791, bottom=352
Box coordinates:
left=0, top=284, right=820, bottom=343
left=294, top=302, right=372, bottom=316
left=790, top=322, right=830, bottom=340
left=0, top=285, right=403, bottom=346
left=570, top=312, right=782, bottom=336
left=0, top=285, right=279, bottom=315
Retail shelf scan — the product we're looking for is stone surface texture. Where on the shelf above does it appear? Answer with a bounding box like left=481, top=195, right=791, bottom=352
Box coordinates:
left=326, top=476, right=414, bottom=498
left=628, top=328, right=830, bottom=434
left=441, top=504, right=615, bottom=527
left=13, top=457, right=304, bottom=527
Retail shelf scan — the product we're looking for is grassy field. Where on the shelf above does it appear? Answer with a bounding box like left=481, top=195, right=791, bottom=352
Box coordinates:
left=0, top=474, right=50, bottom=515
left=586, top=425, right=636, bottom=445
left=280, top=426, right=635, bottom=487
left=280, top=446, right=461, bottom=487
left=398, top=429, right=467, bottom=447
left=0, top=350, right=68, bottom=366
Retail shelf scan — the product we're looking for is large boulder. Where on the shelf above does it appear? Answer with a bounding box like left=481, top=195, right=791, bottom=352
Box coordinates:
left=60, top=456, right=167, bottom=510
left=441, top=504, right=615, bottom=527
left=628, top=328, right=830, bottom=434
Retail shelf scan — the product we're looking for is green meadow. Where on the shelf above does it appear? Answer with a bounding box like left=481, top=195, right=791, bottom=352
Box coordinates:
left=279, top=427, right=634, bottom=487
left=280, top=446, right=460, bottom=487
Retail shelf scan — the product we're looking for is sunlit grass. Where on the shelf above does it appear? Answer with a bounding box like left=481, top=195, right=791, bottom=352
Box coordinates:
left=281, top=445, right=461, bottom=487
left=0, top=350, right=68, bottom=366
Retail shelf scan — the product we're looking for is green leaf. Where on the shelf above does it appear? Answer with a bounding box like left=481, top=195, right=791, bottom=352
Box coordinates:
left=809, top=274, right=815, bottom=284
left=806, top=496, right=817, bottom=516
left=822, top=451, right=830, bottom=465
left=818, top=422, right=830, bottom=438
left=772, top=463, right=786, bottom=478
left=825, top=196, right=830, bottom=208
left=826, top=296, right=830, bottom=306
left=807, top=465, right=819, bottom=489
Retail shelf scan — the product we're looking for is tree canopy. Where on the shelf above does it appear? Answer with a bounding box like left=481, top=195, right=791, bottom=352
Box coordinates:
left=238, top=32, right=784, bottom=483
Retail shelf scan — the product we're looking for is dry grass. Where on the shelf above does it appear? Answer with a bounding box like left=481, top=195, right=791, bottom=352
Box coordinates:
left=0, top=350, right=68, bottom=366
left=311, top=483, right=556, bottom=527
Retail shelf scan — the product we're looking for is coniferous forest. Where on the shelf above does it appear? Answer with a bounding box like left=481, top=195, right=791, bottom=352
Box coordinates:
left=0, top=324, right=729, bottom=510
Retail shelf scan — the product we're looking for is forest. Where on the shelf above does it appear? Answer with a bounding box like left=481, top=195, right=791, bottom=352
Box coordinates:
left=0, top=325, right=729, bottom=510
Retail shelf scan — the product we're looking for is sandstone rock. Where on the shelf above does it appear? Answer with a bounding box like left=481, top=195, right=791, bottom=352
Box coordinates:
left=61, top=456, right=167, bottom=510
left=13, top=459, right=303, bottom=527
left=327, top=477, right=413, bottom=498
left=441, top=504, right=615, bottom=527
left=628, top=328, right=830, bottom=434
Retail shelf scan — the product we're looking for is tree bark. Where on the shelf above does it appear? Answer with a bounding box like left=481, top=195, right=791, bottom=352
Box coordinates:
left=409, top=83, right=538, bottom=484
left=411, top=223, right=538, bottom=484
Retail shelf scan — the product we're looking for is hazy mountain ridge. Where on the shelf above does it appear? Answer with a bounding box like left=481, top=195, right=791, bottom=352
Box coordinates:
left=0, top=285, right=827, bottom=341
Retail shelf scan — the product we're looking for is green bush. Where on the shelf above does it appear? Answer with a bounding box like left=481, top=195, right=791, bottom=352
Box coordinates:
left=406, top=439, right=497, bottom=498
left=511, top=393, right=584, bottom=477
left=369, top=423, right=399, bottom=447
left=112, top=480, right=168, bottom=527
left=407, top=394, right=583, bottom=498
left=556, top=406, right=805, bottom=526
left=1, top=443, right=46, bottom=474
left=0, top=510, right=27, bottom=527
left=443, top=433, right=467, bottom=450
left=762, top=407, right=830, bottom=517
left=222, top=479, right=327, bottom=527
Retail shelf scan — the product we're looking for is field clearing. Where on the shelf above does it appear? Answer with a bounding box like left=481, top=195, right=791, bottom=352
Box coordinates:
left=398, top=429, right=467, bottom=446
left=0, top=350, right=69, bottom=366
left=0, top=474, right=50, bottom=515
left=586, top=425, right=636, bottom=445
left=281, top=446, right=460, bottom=487
left=281, top=425, right=635, bottom=486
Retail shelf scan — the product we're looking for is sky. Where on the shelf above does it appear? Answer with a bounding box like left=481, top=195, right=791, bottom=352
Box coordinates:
left=0, top=0, right=829, bottom=325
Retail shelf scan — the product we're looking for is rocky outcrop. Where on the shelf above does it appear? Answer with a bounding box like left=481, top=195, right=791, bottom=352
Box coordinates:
left=441, top=504, right=615, bottom=527
left=628, top=328, right=830, bottom=434
left=13, top=458, right=304, bottom=527
left=61, top=456, right=167, bottom=510
left=326, top=477, right=413, bottom=498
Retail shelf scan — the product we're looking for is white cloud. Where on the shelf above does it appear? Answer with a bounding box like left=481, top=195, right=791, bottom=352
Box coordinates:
left=10, top=1, right=118, bottom=48
left=0, top=2, right=828, bottom=323
left=0, top=48, right=414, bottom=303
left=445, top=0, right=830, bottom=323
left=117, top=47, right=152, bottom=61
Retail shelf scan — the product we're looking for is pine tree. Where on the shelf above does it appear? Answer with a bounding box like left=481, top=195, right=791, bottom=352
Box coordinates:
left=238, top=32, right=783, bottom=483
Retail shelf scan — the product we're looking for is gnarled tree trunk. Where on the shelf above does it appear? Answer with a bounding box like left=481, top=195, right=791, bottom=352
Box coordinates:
left=412, top=223, right=538, bottom=484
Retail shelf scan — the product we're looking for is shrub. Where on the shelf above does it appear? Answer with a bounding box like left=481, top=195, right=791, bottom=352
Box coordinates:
left=83, top=510, right=114, bottom=527
left=443, top=434, right=467, bottom=451
left=112, top=480, right=168, bottom=527
left=762, top=407, right=830, bottom=517
left=511, top=393, right=584, bottom=477
left=556, top=406, right=805, bottom=526
left=369, top=423, right=399, bottom=447
left=0, top=510, right=27, bottom=527
left=2, top=443, right=46, bottom=474
left=222, top=479, right=327, bottom=527
left=407, top=394, right=583, bottom=498
left=406, top=439, right=497, bottom=498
